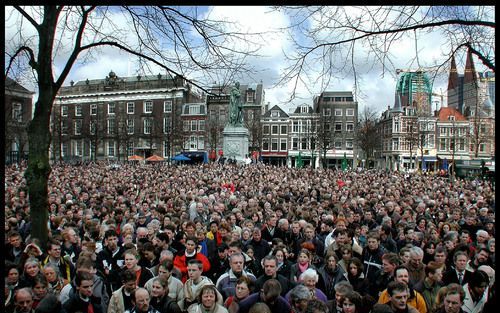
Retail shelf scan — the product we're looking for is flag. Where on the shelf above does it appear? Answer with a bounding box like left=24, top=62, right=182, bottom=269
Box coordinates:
left=296, top=152, right=303, bottom=168
left=342, top=153, right=348, bottom=171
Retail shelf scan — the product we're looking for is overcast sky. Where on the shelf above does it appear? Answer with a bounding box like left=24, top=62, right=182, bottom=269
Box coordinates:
left=6, top=6, right=491, bottom=116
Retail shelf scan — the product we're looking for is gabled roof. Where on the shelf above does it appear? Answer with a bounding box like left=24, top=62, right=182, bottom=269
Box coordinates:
left=5, top=77, right=34, bottom=94
left=437, top=107, right=467, bottom=122
left=292, top=104, right=314, bottom=114
left=262, top=104, right=289, bottom=118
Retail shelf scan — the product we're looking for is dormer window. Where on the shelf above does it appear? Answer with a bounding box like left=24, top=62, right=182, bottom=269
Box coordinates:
left=271, top=111, right=279, bottom=117
left=447, top=115, right=455, bottom=121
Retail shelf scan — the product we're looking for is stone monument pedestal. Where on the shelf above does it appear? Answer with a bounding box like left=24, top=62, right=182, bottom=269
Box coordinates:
left=223, top=126, right=249, bottom=163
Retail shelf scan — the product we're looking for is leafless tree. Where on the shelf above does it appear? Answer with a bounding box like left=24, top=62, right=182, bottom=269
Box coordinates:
left=244, top=109, right=263, bottom=154
left=5, top=6, right=260, bottom=242
left=273, top=6, right=494, bottom=101
left=354, top=105, right=379, bottom=168
left=316, top=112, right=330, bottom=168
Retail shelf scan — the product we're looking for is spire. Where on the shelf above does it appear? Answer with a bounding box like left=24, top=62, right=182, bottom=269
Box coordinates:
left=447, top=54, right=459, bottom=91
left=464, top=48, right=477, bottom=86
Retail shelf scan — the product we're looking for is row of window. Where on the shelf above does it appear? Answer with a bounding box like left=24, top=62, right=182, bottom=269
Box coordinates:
left=322, top=108, right=355, bottom=116
left=264, top=122, right=355, bottom=135
left=60, top=100, right=173, bottom=117
left=262, top=138, right=354, bottom=151
left=67, top=117, right=174, bottom=136
left=322, top=96, right=354, bottom=102
left=63, top=139, right=179, bottom=158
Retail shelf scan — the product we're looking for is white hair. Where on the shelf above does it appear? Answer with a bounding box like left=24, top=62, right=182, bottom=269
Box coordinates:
left=299, top=268, right=318, bottom=282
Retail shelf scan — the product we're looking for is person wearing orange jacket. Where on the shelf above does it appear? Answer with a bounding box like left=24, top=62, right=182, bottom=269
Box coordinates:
left=173, top=236, right=211, bottom=282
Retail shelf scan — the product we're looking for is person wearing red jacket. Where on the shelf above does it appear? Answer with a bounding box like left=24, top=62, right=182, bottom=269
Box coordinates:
left=173, top=236, right=211, bottom=282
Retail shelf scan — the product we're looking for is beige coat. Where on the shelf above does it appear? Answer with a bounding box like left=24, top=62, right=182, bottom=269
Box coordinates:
left=108, top=286, right=126, bottom=313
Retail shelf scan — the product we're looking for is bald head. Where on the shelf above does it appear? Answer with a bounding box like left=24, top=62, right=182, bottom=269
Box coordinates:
left=15, top=288, right=33, bottom=313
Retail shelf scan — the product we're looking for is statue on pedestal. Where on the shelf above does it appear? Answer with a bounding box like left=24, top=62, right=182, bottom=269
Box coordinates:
left=228, top=82, right=243, bottom=126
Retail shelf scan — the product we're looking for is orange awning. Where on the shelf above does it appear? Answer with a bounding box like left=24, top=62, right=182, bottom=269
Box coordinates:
left=146, top=155, right=164, bottom=161
left=128, top=155, right=144, bottom=161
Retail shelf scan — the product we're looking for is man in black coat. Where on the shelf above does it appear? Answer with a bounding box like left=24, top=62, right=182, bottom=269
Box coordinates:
left=96, top=229, right=125, bottom=293
left=254, top=255, right=294, bottom=296
left=441, top=250, right=472, bottom=286
left=63, top=272, right=103, bottom=313
left=244, top=227, right=271, bottom=264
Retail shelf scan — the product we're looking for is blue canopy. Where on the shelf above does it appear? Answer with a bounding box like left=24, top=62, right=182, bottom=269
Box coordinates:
left=171, top=154, right=191, bottom=161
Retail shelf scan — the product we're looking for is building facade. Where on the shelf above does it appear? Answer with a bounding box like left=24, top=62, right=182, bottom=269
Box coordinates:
left=52, top=71, right=203, bottom=162
left=261, top=105, right=289, bottom=166
left=375, top=51, right=495, bottom=172
left=313, top=91, right=358, bottom=168
left=5, top=77, right=34, bottom=164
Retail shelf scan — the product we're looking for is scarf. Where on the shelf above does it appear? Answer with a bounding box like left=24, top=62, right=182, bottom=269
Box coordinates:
left=298, top=262, right=309, bottom=274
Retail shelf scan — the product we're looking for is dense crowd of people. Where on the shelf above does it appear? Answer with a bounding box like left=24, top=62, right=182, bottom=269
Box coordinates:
left=5, top=160, right=496, bottom=313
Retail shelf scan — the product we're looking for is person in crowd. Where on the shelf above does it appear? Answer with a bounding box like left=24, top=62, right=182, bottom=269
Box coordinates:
left=7, top=231, right=26, bottom=264
left=207, top=243, right=230, bottom=282
left=377, top=265, right=427, bottom=313
left=216, top=252, right=256, bottom=299
left=442, top=251, right=472, bottom=286
left=61, top=227, right=81, bottom=264
left=286, top=268, right=327, bottom=303
left=273, top=247, right=293, bottom=279
left=59, top=255, right=108, bottom=311
left=181, top=259, right=223, bottom=311
left=41, top=239, right=75, bottom=285
left=144, top=259, right=184, bottom=305
left=413, top=261, right=444, bottom=311
left=361, top=231, right=385, bottom=283
left=224, top=276, right=254, bottom=313
left=406, top=246, right=426, bottom=287
left=96, top=229, right=125, bottom=294
left=122, top=249, right=154, bottom=288
left=306, top=299, right=330, bottom=313
left=327, top=281, right=354, bottom=313
left=346, top=257, right=369, bottom=295
left=289, top=284, right=314, bottom=313
left=10, top=287, right=35, bottom=313
left=254, top=255, right=294, bottom=296
left=370, top=252, right=399, bottom=298
left=62, top=271, right=103, bottom=313
left=41, top=263, right=65, bottom=298
left=244, top=227, right=271, bottom=264
left=6, top=261, right=21, bottom=292
left=187, top=284, right=228, bottom=313
left=237, top=279, right=291, bottom=313
left=317, top=252, right=347, bottom=300
left=126, top=287, right=160, bottom=313
left=290, top=249, right=317, bottom=284
left=373, top=281, right=419, bottom=313
left=18, top=258, right=42, bottom=289
left=31, top=274, right=49, bottom=310
left=461, top=270, right=489, bottom=313
left=108, top=269, right=138, bottom=313
left=174, top=236, right=211, bottom=283
left=431, top=283, right=465, bottom=313
left=149, top=276, right=182, bottom=313
left=341, top=290, right=365, bottom=313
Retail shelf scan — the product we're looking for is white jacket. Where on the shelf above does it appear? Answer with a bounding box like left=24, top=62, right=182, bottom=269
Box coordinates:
left=461, top=283, right=488, bottom=313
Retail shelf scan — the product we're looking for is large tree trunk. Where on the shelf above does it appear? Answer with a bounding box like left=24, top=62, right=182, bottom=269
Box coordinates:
left=24, top=8, right=58, bottom=244
left=25, top=93, right=54, bottom=244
